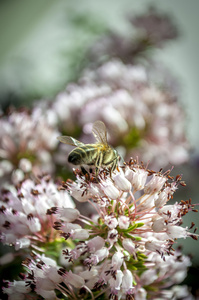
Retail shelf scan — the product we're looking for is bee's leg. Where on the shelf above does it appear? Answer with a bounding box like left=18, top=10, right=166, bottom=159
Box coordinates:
left=95, top=153, right=103, bottom=178
left=110, top=157, right=119, bottom=177
left=81, top=166, right=89, bottom=176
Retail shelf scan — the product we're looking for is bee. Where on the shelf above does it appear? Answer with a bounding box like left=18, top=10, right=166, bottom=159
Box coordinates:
left=57, top=121, right=119, bottom=176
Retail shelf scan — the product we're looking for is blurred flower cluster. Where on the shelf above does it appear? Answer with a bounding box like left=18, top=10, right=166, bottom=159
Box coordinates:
left=0, top=107, right=60, bottom=183
left=0, top=6, right=198, bottom=300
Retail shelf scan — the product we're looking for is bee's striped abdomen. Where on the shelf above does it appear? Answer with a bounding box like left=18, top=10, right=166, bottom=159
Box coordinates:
left=68, top=145, right=98, bottom=166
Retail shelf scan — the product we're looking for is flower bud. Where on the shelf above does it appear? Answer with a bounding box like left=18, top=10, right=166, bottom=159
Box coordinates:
left=152, top=217, right=165, bottom=232
left=122, top=238, right=135, bottom=255
left=109, top=270, right=123, bottom=290
left=101, top=182, right=120, bottom=200
left=63, top=270, right=85, bottom=288
left=122, top=269, right=134, bottom=294
left=111, top=251, right=124, bottom=269
left=56, top=207, right=80, bottom=222
left=144, top=174, right=166, bottom=194
left=130, top=168, right=148, bottom=191
left=19, top=158, right=32, bottom=173
left=71, top=229, right=89, bottom=240
left=87, top=236, right=105, bottom=252
left=113, top=173, right=131, bottom=192
left=166, top=225, right=188, bottom=239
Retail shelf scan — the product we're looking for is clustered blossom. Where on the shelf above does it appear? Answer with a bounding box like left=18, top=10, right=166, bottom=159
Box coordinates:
left=3, top=161, right=197, bottom=299
left=0, top=175, right=74, bottom=252
left=0, top=108, right=60, bottom=182
left=48, top=58, right=189, bottom=168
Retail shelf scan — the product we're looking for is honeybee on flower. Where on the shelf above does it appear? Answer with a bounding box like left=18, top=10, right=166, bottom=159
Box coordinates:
left=57, top=120, right=119, bottom=176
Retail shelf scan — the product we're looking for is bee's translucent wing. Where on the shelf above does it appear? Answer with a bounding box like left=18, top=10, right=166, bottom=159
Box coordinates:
left=57, top=136, right=85, bottom=147
left=92, top=120, right=108, bottom=145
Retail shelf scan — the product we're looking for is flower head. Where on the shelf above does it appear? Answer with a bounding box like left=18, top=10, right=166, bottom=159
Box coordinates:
left=0, top=176, right=74, bottom=250
left=35, top=161, right=196, bottom=299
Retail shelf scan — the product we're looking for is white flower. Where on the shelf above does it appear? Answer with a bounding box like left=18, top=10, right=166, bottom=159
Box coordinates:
left=87, top=236, right=105, bottom=252
left=140, top=269, right=158, bottom=285
left=107, top=229, right=118, bottom=245
left=118, top=215, right=130, bottom=229
left=63, top=270, right=85, bottom=288
left=113, top=171, right=131, bottom=191
left=101, top=180, right=120, bottom=200
left=152, top=216, right=165, bottom=232
left=128, top=168, right=148, bottom=191
left=71, top=228, right=90, bottom=240
left=122, top=269, right=134, bottom=295
left=144, top=174, right=166, bottom=194
left=18, top=158, right=32, bottom=173
left=111, top=252, right=124, bottom=270
left=55, top=207, right=80, bottom=222
left=122, top=238, right=136, bottom=255
left=109, top=269, right=123, bottom=290
left=166, top=225, right=188, bottom=239
left=104, top=215, right=118, bottom=229
left=136, top=288, right=147, bottom=300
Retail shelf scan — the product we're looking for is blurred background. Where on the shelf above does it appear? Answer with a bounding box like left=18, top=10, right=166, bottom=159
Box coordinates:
left=0, top=0, right=199, bottom=293
left=0, top=0, right=199, bottom=151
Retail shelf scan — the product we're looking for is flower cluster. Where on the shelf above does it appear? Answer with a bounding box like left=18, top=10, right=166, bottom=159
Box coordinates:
left=3, top=161, right=197, bottom=299
left=0, top=175, right=74, bottom=252
left=50, top=58, right=189, bottom=168
left=0, top=107, right=60, bottom=183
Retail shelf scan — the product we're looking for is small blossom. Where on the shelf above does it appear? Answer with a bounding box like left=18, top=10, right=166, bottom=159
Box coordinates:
left=144, top=174, right=166, bottom=194
left=15, top=238, right=31, bottom=250
left=122, top=269, right=134, bottom=295
left=113, top=171, right=131, bottom=191
left=54, top=207, right=80, bottom=222
left=151, top=216, right=165, bottom=232
left=104, top=215, right=118, bottom=229
left=136, top=288, right=147, bottom=300
left=63, top=270, right=85, bottom=288
left=3, top=280, right=31, bottom=295
left=118, top=215, right=130, bottom=229
left=109, top=269, right=123, bottom=290
left=140, top=269, right=158, bottom=286
left=87, top=236, right=105, bottom=252
left=107, top=229, right=118, bottom=245
left=166, top=225, right=189, bottom=239
left=84, top=247, right=109, bottom=267
left=111, top=251, right=124, bottom=270
left=145, top=238, right=170, bottom=256
left=11, top=169, right=24, bottom=184
left=18, top=158, right=32, bottom=173
left=101, top=180, right=120, bottom=200
left=122, top=238, right=136, bottom=256
left=71, top=228, right=90, bottom=240
left=129, top=168, right=148, bottom=191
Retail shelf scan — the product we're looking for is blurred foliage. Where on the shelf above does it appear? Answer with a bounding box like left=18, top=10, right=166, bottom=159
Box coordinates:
left=0, top=1, right=109, bottom=109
